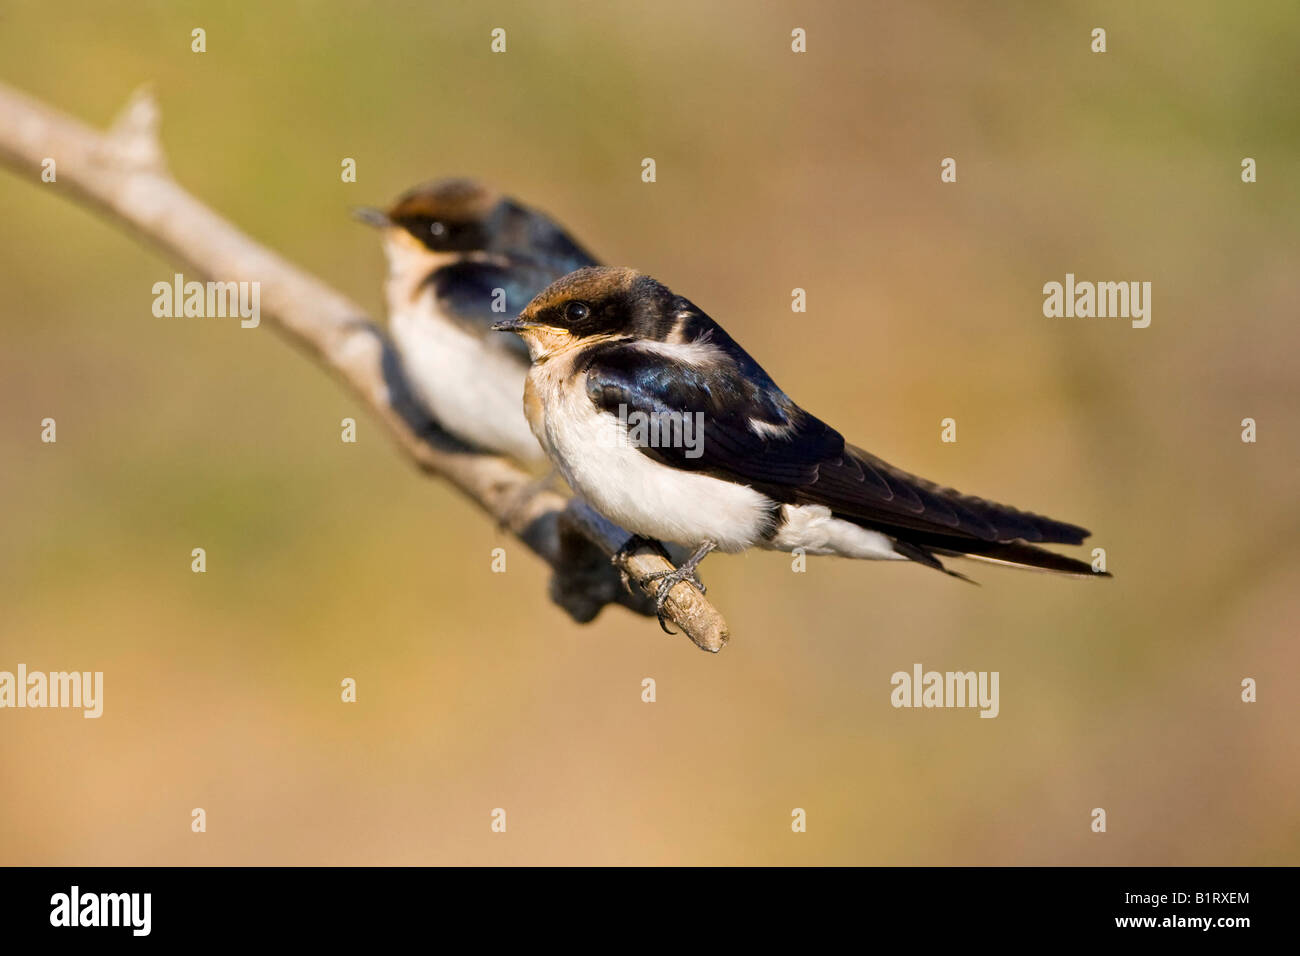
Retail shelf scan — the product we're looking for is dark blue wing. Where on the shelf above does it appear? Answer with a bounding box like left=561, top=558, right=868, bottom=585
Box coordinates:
left=582, top=343, right=1091, bottom=546
left=582, top=342, right=845, bottom=485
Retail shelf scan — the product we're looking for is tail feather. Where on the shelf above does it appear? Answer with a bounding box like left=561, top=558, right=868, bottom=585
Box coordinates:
left=893, top=533, right=1107, bottom=579
left=891, top=539, right=979, bottom=583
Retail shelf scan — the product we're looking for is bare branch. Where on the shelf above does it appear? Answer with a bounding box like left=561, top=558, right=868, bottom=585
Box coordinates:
left=0, top=81, right=730, bottom=653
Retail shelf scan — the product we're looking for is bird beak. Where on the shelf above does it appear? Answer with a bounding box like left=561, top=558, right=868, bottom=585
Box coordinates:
left=352, top=206, right=391, bottom=228
left=491, top=316, right=529, bottom=333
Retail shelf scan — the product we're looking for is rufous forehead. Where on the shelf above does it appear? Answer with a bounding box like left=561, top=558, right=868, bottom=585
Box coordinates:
left=386, top=179, right=500, bottom=222
left=524, top=266, right=643, bottom=315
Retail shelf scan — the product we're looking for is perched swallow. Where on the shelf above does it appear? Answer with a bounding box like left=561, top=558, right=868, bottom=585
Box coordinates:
left=356, top=179, right=598, bottom=462
left=495, top=266, right=1107, bottom=624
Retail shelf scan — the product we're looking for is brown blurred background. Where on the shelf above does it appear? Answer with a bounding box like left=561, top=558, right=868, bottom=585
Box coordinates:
left=1, top=0, right=1297, bottom=865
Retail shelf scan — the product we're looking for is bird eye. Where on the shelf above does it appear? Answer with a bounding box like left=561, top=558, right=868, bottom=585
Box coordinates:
left=428, top=221, right=446, bottom=237
left=565, top=301, right=590, bottom=323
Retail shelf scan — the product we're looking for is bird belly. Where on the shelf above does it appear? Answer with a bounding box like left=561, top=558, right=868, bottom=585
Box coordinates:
left=391, top=307, right=542, bottom=462
left=767, top=505, right=904, bottom=560
left=529, top=365, right=773, bottom=552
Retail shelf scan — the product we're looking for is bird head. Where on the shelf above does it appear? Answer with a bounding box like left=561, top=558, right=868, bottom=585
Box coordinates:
left=356, top=178, right=596, bottom=280
left=492, top=266, right=683, bottom=360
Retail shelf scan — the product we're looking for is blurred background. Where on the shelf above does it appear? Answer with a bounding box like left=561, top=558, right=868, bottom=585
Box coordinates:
left=1, top=0, right=1297, bottom=865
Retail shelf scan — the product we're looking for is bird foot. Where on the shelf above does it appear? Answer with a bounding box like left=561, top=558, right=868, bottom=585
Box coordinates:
left=610, top=535, right=671, bottom=599
left=642, top=564, right=708, bottom=635
left=612, top=537, right=716, bottom=635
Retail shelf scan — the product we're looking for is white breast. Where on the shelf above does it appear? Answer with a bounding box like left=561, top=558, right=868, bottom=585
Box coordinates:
left=390, top=294, right=543, bottom=463
left=526, top=359, right=774, bottom=552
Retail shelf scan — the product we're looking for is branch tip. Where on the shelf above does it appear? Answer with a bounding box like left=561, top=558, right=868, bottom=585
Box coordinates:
left=103, top=85, right=165, bottom=173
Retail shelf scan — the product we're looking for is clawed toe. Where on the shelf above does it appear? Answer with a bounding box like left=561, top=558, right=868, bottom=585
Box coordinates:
left=644, top=567, right=706, bottom=594
left=611, top=539, right=717, bottom=635
left=647, top=567, right=707, bottom=634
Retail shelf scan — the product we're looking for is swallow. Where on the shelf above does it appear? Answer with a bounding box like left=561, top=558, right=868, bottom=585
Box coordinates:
left=356, top=178, right=598, bottom=462
left=494, top=266, right=1108, bottom=627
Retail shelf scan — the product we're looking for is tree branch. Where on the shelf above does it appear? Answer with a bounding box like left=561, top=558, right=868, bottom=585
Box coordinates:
left=0, top=81, right=729, bottom=653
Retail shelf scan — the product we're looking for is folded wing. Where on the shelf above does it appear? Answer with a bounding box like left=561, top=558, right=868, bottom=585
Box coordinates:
left=582, top=341, right=1097, bottom=574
